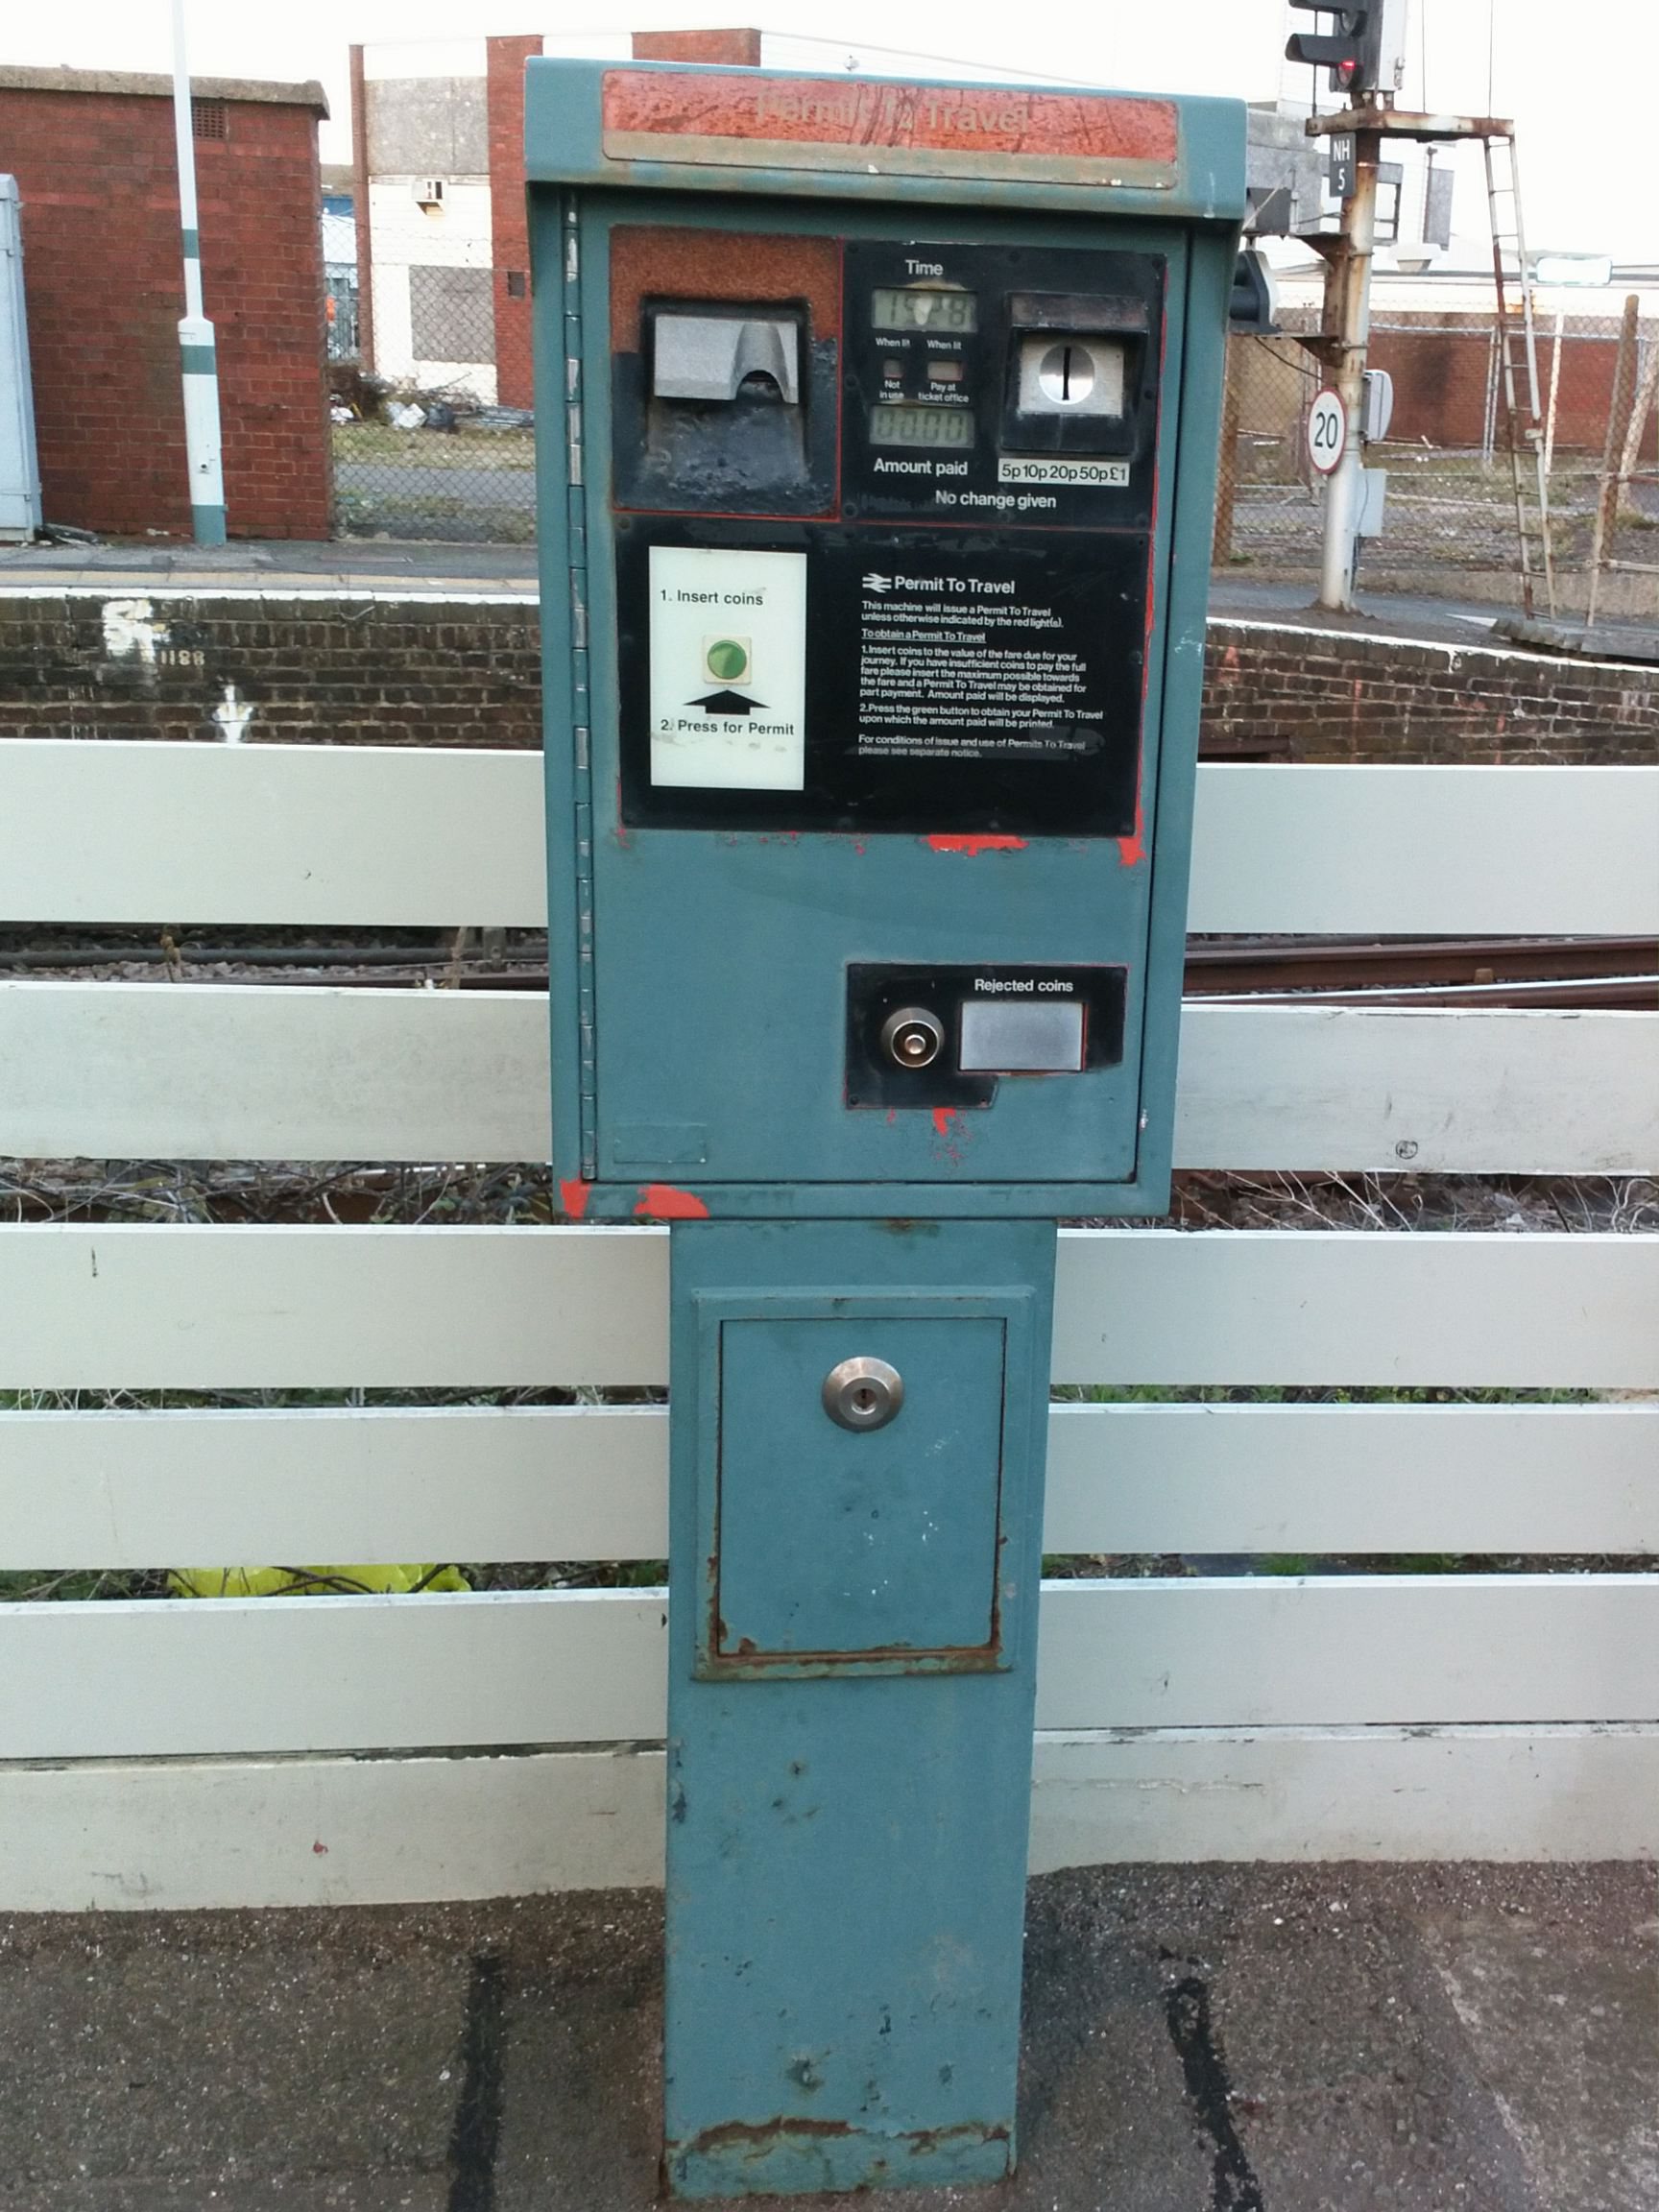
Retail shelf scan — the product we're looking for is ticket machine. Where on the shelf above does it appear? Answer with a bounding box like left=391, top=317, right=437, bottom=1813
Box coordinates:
left=528, top=58, right=1243, bottom=2195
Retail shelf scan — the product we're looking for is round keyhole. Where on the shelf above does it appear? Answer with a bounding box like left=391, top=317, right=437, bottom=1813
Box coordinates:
left=1037, top=342, right=1095, bottom=406
left=823, top=1357, right=904, bottom=1432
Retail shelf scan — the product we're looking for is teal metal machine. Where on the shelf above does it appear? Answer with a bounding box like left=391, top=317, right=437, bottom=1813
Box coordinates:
left=528, top=58, right=1243, bottom=2196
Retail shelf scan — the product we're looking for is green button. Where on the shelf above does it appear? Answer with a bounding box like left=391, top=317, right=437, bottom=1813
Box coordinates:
left=705, top=637, right=750, bottom=682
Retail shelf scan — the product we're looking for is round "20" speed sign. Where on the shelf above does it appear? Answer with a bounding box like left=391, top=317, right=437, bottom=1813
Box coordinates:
left=1307, top=389, right=1346, bottom=474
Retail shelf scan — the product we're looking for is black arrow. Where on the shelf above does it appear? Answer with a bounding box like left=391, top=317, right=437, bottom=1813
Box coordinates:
left=686, top=688, right=768, bottom=715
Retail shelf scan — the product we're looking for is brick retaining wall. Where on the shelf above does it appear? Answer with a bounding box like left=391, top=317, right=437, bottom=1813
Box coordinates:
left=0, top=593, right=1652, bottom=763
left=0, top=594, right=543, bottom=749
left=1204, top=619, right=1659, bottom=764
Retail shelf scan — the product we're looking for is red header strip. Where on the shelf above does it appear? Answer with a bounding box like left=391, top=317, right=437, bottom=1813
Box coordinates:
left=601, top=72, right=1179, bottom=188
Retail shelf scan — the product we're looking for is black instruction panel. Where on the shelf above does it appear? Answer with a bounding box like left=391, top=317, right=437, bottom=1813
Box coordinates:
left=616, top=522, right=1145, bottom=834
left=613, top=237, right=1166, bottom=836
left=816, top=531, right=1144, bottom=832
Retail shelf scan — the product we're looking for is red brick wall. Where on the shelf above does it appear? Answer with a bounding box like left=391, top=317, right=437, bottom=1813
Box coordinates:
left=487, top=36, right=542, bottom=413
left=1202, top=618, right=1659, bottom=763
left=482, top=30, right=760, bottom=411
left=1369, top=325, right=1659, bottom=457
left=631, top=29, right=762, bottom=64
left=4, top=598, right=1652, bottom=768
left=3, top=85, right=330, bottom=539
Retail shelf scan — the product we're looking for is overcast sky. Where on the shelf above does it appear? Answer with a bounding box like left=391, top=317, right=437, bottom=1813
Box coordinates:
left=7, top=1, right=1655, bottom=258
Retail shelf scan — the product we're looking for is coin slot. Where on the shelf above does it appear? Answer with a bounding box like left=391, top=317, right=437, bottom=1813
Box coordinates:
left=1015, top=334, right=1125, bottom=419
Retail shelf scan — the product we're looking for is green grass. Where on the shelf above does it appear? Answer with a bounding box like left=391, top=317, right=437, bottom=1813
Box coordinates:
left=332, top=424, right=535, bottom=469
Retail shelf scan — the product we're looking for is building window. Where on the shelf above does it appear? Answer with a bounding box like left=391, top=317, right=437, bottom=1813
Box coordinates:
left=409, top=265, right=495, bottom=367
left=191, top=98, right=229, bottom=140
left=506, top=270, right=528, bottom=300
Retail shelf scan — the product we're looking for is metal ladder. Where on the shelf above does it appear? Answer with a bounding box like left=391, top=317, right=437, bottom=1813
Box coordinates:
left=1483, top=132, right=1555, bottom=616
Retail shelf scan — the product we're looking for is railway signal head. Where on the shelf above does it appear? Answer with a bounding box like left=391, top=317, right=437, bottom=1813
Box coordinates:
left=1286, top=1, right=1405, bottom=98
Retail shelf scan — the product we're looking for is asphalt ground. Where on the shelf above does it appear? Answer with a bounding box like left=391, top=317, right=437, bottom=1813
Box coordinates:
left=3, top=1863, right=1654, bottom=2211
left=0, top=537, right=1510, bottom=639
left=29, top=533, right=1659, bottom=661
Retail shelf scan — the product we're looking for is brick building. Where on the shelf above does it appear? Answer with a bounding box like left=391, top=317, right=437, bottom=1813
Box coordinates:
left=349, top=29, right=764, bottom=414
left=0, top=65, right=331, bottom=539
left=349, top=26, right=1034, bottom=413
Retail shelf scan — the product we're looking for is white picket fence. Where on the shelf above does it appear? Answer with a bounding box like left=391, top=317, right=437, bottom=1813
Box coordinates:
left=1, top=738, right=1656, bottom=1911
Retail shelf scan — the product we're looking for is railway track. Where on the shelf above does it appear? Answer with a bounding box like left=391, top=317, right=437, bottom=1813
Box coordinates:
left=2, top=937, right=1654, bottom=1008
left=1183, top=936, right=1659, bottom=1010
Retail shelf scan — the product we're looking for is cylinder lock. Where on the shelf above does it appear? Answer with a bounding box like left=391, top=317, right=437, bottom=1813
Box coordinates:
left=822, top=1356, right=904, bottom=1432
left=878, top=1005, right=945, bottom=1070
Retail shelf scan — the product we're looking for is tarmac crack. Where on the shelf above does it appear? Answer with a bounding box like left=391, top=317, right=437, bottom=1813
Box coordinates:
left=1164, top=1973, right=1267, bottom=2212
left=446, top=1951, right=507, bottom=2212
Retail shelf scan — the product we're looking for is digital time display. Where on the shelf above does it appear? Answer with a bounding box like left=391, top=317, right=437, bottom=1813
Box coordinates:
left=871, top=288, right=978, bottom=333
left=868, top=404, right=975, bottom=450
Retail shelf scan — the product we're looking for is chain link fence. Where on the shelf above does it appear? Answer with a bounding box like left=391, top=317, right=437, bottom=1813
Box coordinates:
left=330, top=264, right=536, bottom=543
left=325, top=272, right=1658, bottom=601
left=1213, top=311, right=1659, bottom=611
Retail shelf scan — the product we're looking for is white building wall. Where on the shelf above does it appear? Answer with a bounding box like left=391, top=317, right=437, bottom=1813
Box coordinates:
left=367, top=177, right=496, bottom=402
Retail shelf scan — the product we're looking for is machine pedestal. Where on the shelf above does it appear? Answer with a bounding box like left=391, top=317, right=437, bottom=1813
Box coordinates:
left=662, top=1218, right=1056, bottom=2197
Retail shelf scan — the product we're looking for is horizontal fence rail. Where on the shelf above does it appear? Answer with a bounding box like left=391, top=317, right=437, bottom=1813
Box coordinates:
left=12, top=1728, right=1659, bottom=1913
left=6, top=1577, right=1659, bottom=1762
left=1, top=986, right=1653, bottom=1174
left=2, top=740, right=1657, bottom=1896
left=4, top=1400, right=1655, bottom=1569
left=3, top=1224, right=1655, bottom=1392
left=1, top=742, right=1656, bottom=934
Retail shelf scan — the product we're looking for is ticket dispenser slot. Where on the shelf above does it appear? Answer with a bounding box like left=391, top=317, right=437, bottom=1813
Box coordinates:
left=649, top=304, right=802, bottom=406
left=609, top=241, right=840, bottom=518
left=628, top=300, right=812, bottom=504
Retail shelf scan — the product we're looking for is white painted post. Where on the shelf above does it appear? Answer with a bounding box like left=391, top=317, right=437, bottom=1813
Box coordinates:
left=170, top=0, right=227, bottom=546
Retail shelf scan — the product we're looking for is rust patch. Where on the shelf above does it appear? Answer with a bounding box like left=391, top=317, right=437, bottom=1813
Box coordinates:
left=711, top=1636, right=999, bottom=1674
left=683, top=2117, right=855, bottom=2158
left=675, top=2113, right=1010, bottom=2165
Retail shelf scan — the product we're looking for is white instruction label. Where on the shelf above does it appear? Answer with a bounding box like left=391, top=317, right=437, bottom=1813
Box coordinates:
left=998, top=456, right=1130, bottom=489
left=648, top=546, right=807, bottom=790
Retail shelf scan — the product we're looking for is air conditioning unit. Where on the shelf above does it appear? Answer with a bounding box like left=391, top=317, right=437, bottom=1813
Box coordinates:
left=415, top=179, right=445, bottom=210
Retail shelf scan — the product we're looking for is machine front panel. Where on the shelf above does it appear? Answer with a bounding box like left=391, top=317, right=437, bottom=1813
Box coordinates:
left=559, top=193, right=1200, bottom=1201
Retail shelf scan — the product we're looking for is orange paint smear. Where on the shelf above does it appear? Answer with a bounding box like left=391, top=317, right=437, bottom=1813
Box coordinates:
left=635, top=1183, right=710, bottom=1220
left=930, top=1107, right=957, bottom=1137
left=926, top=833, right=1027, bottom=855
left=1117, top=803, right=1146, bottom=867
left=558, top=1178, right=592, bottom=1220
